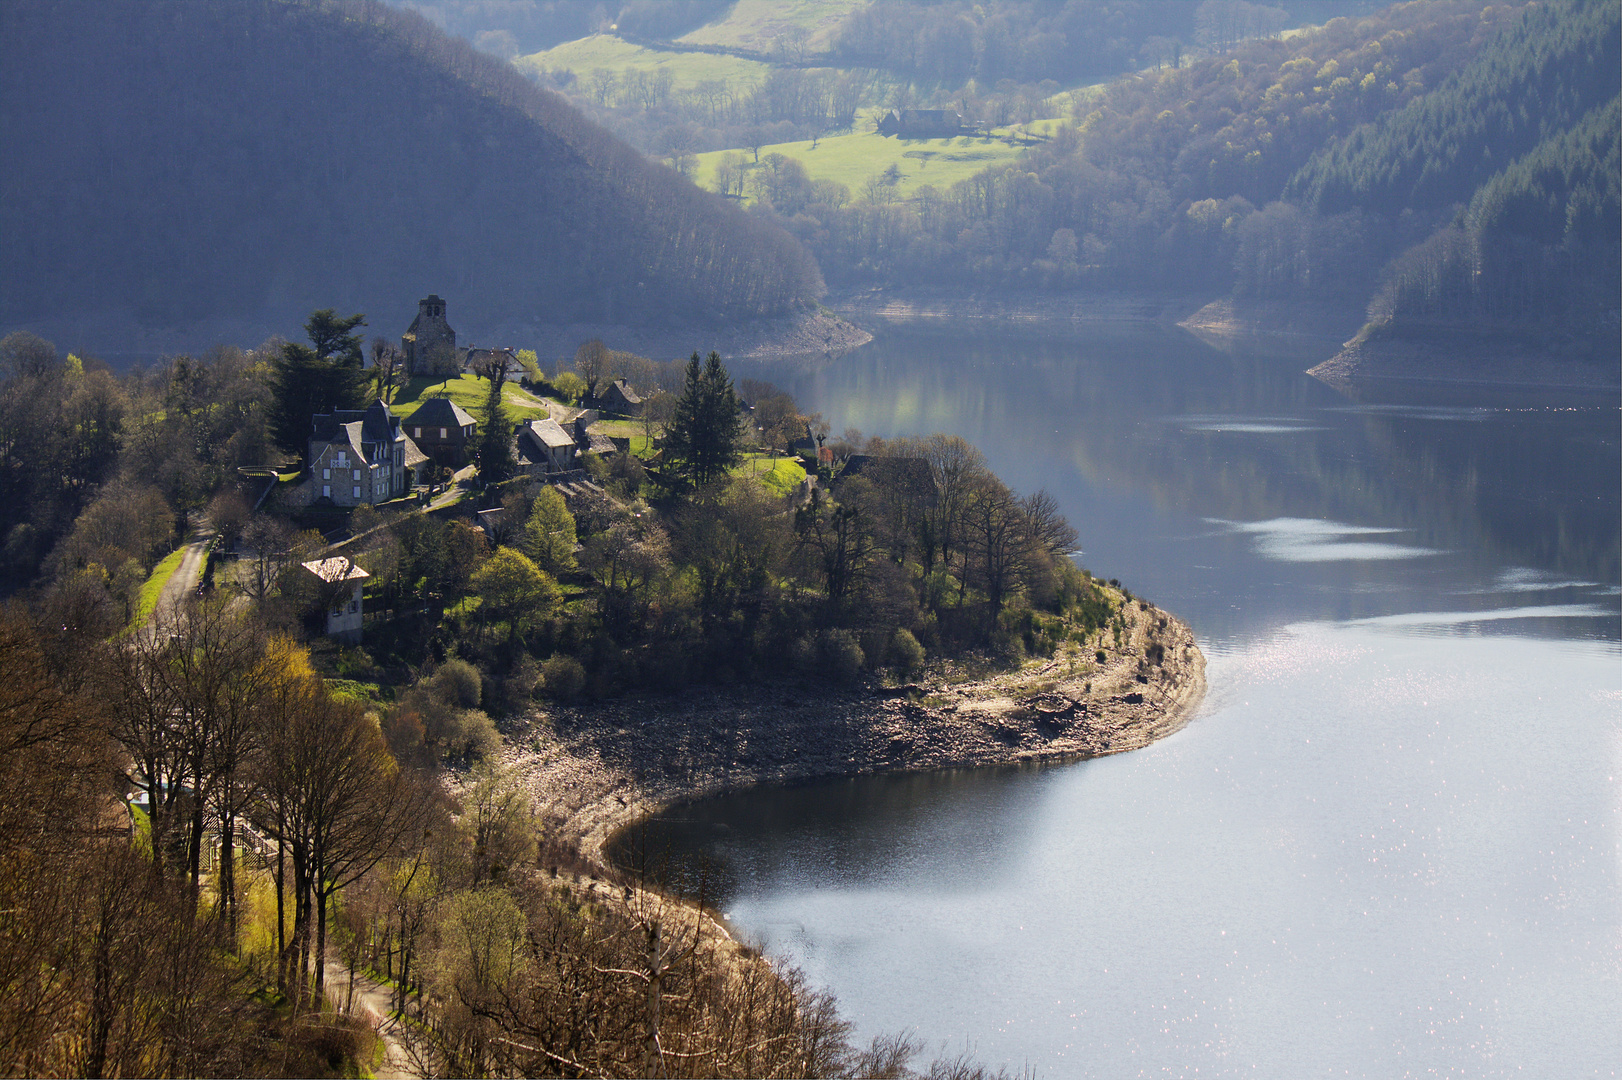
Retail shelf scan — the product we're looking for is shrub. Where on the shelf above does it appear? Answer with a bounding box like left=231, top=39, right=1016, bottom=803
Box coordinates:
left=818, top=628, right=865, bottom=684
left=790, top=633, right=817, bottom=673
left=445, top=708, right=501, bottom=763
left=888, top=627, right=925, bottom=673
left=1095, top=649, right=1107, bottom=663
left=541, top=654, right=586, bottom=700
left=551, top=371, right=586, bottom=403
left=433, top=658, right=483, bottom=708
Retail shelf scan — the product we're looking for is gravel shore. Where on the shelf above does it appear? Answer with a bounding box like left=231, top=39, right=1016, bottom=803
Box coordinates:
left=505, top=601, right=1206, bottom=865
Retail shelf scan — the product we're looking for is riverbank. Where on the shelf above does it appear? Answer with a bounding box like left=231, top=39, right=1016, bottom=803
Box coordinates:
left=1177, top=296, right=1365, bottom=350
left=490, top=305, right=873, bottom=364
left=504, top=598, right=1205, bottom=866
left=1310, top=322, right=1620, bottom=391
left=828, top=286, right=1208, bottom=330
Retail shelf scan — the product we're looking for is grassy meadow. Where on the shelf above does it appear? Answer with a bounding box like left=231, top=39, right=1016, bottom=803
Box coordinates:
left=518, top=34, right=778, bottom=89
left=691, top=111, right=1068, bottom=204
left=674, top=0, right=866, bottom=51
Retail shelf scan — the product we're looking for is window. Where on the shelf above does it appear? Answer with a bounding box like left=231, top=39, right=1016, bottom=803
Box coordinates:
left=414, top=426, right=421, bottom=438
left=352, top=469, right=360, bottom=481
left=352, top=486, right=361, bottom=499
left=322, top=468, right=330, bottom=480
left=322, top=484, right=331, bottom=498
left=440, top=427, right=447, bottom=439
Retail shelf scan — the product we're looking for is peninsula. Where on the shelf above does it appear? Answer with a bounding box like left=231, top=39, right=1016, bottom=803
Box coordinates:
left=509, top=590, right=1205, bottom=866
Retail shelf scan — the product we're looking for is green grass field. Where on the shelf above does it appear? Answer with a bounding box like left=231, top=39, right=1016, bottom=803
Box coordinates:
left=674, top=0, right=866, bottom=51
left=390, top=374, right=555, bottom=424
left=518, top=34, right=779, bottom=90
left=691, top=113, right=1057, bottom=203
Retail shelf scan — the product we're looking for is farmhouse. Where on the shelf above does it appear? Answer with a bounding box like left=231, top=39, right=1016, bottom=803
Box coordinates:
left=402, top=396, right=477, bottom=470
left=876, top=108, right=966, bottom=138
left=515, top=417, right=578, bottom=476
left=599, top=378, right=643, bottom=416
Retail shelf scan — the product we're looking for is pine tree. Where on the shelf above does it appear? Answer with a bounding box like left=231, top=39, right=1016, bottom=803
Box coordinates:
left=665, top=351, right=742, bottom=488
left=476, top=362, right=514, bottom=487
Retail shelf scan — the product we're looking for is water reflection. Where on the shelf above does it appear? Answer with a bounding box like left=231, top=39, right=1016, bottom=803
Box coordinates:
left=734, top=324, right=1620, bottom=643
left=1210, top=517, right=1443, bottom=562
left=612, top=764, right=1059, bottom=905
left=687, top=325, right=1622, bottom=1076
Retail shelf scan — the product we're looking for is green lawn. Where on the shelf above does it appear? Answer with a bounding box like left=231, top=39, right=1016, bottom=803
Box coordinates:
left=390, top=373, right=555, bottom=424
left=734, top=453, right=806, bottom=496
left=132, top=546, right=188, bottom=627
left=692, top=113, right=1058, bottom=204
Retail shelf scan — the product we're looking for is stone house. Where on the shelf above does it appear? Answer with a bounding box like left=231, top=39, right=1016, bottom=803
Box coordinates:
left=302, top=557, right=368, bottom=643
left=876, top=108, right=966, bottom=138
left=599, top=378, right=643, bottom=416
left=309, top=400, right=426, bottom=506
left=835, top=454, right=936, bottom=501
left=401, top=294, right=458, bottom=376
left=515, top=417, right=578, bottom=476
left=573, top=414, right=618, bottom=457
left=402, top=397, right=477, bottom=470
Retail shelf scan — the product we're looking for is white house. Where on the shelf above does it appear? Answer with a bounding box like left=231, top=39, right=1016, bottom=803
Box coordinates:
left=302, top=557, right=369, bottom=643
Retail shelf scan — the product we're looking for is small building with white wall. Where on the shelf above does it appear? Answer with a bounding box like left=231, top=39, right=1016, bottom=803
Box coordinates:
left=302, top=557, right=369, bottom=643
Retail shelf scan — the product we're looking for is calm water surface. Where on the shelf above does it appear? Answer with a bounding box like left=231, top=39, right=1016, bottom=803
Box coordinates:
left=654, top=326, right=1620, bottom=1077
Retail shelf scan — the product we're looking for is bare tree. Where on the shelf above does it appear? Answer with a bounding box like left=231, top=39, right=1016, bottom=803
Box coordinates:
left=574, top=339, right=614, bottom=404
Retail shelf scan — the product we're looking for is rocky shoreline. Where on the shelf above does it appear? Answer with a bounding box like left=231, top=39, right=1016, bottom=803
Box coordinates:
left=492, top=306, right=874, bottom=364
left=828, top=286, right=1208, bottom=329
left=1310, top=331, right=1620, bottom=391
left=504, top=600, right=1206, bottom=866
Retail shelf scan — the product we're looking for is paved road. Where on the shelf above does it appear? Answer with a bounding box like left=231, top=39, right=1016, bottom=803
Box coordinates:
left=325, top=962, right=415, bottom=1079
left=152, top=521, right=213, bottom=624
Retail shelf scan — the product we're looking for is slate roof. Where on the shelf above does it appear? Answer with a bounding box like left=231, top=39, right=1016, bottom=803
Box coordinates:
left=605, top=378, right=642, bottom=405
left=527, top=417, right=575, bottom=450
left=404, top=396, right=476, bottom=430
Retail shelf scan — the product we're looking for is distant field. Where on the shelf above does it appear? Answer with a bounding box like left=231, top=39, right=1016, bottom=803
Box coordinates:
left=518, top=34, right=777, bottom=89
left=675, top=0, right=866, bottom=51
left=691, top=113, right=1063, bottom=203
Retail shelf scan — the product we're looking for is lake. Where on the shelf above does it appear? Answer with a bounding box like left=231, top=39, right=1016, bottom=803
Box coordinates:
left=656, top=324, right=1622, bottom=1077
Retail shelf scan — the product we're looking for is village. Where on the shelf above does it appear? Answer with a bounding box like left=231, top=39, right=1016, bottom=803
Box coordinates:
left=259, top=293, right=837, bottom=647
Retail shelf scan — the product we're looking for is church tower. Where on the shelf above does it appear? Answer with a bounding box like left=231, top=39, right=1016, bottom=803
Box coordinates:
left=402, top=294, right=457, bottom=375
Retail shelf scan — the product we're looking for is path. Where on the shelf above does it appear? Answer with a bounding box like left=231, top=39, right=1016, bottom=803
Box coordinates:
left=325, top=962, right=415, bottom=1079
left=506, top=383, right=558, bottom=417
left=426, top=464, right=477, bottom=511
left=153, top=519, right=213, bottom=622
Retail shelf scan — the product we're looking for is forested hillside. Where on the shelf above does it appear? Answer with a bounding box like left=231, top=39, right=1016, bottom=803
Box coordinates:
left=686, top=0, right=1615, bottom=361
left=1289, top=0, right=1619, bottom=214
left=0, top=0, right=822, bottom=345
